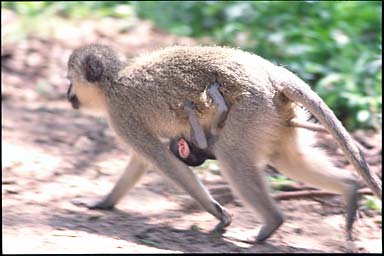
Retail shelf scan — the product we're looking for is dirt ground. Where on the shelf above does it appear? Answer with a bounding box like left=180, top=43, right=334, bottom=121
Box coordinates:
left=2, top=12, right=382, bottom=253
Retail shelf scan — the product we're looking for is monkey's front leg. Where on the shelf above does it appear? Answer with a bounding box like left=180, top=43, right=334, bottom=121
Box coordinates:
left=72, top=152, right=149, bottom=210
left=155, top=151, right=232, bottom=231
left=116, top=123, right=231, bottom=231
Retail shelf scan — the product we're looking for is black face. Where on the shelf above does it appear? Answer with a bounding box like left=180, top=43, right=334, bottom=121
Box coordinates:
left=67, top=83, right=80, bottom=109
left=169, top=138, right=216, bottom=167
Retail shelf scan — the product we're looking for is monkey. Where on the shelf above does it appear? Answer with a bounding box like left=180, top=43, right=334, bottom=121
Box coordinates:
left=67, top=44, right=381, bottom=242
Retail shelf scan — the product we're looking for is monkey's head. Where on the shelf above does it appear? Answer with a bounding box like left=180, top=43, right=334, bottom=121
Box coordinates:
left=66, top=44, right=123, bottom=111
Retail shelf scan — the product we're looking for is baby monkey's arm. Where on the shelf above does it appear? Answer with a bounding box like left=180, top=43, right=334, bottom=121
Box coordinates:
left=184, top=100, right=209, bottom=149
left=183, top=82, right=229, bottom=149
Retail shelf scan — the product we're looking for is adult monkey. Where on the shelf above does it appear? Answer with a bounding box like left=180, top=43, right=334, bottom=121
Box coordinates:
left=67, top=44, right=381, bottom=242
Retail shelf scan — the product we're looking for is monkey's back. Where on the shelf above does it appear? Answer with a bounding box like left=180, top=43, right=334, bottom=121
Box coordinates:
left=121, top=46, right=278, bottom=106
left=115, top=46, right=286, bottom=137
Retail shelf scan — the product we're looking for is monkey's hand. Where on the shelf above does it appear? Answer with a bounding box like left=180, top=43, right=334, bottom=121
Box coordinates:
left=212, top=202, right=232, bottom=233
left=71, top=197, right=115, bottom=210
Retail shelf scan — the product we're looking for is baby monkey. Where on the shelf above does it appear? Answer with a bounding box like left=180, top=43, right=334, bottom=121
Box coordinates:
left=169, top=82, right=226, bottom=166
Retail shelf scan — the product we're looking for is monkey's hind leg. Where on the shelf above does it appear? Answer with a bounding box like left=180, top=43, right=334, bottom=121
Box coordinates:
left=272, top=131, right=359, bottom=240
left=215, top=139, right=284, bottom=242
left=72, top=152, right=149, bottom=210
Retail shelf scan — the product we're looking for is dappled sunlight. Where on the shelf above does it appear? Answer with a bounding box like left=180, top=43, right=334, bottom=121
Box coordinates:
left=2, top=141, right=61, bottom=179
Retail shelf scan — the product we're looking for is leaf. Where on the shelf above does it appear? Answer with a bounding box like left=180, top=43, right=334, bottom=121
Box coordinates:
left=139, top=239, right=161, bottom=247
left=363, top=195, right=382, bottom=212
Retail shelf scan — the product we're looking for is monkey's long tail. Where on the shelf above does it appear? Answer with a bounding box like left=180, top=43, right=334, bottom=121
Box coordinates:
left=280, top=75, right=382, bottom=199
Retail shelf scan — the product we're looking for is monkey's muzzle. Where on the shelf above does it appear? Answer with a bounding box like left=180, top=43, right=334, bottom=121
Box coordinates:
left=67, top=83, right=80, bottom=109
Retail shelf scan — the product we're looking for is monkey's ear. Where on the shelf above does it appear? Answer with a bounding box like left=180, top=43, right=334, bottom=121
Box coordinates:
left=83, top=55, right=104, bottom=83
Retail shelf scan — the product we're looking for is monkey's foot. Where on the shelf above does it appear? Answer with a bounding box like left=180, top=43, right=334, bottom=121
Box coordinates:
left=255, top=216, right=284, bottom=242
left=71, top=197, right=115, bottom=210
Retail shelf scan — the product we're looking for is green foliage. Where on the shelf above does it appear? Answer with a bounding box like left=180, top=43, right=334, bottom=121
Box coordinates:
left=363, top=195, right=382, bottom=212
left=2, top=1, right=134, bottom=19
left=138, top=239, right=161, bottom=247
left=190, top=224, right=202, bottom=231
left=268, top=174, right=296, bottom=192
left=197, top=159, right=221, bottom=175
left=2, top=2, right=136, bottom=45
left=134, top=1, right=382, bottom=130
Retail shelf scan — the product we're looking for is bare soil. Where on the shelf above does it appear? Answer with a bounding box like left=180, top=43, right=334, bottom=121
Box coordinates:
left=2, top=11, right=382, bottom=253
